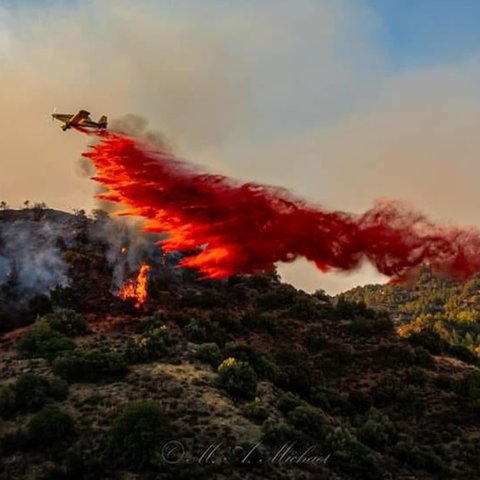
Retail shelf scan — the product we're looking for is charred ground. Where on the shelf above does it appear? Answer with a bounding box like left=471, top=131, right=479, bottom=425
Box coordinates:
left=0, top=208, right=479, bottom=479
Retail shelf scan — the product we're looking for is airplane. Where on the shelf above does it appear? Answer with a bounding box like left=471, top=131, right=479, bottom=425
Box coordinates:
left=52, top=109, right=108, bottom=131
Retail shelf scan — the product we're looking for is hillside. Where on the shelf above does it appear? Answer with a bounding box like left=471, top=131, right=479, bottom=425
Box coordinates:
left=340, top=269, right=480, bottom=356
left=1, top=208, right=480, bottom=480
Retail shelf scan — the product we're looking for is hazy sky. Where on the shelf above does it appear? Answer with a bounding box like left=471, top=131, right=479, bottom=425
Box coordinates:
left=1, top=0, right=479, bottom=293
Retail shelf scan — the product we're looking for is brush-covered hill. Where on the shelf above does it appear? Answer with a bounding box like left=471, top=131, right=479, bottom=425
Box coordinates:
left=340, top=269, right=480, bottom=357
left=1, top=207, right=480, bottom=480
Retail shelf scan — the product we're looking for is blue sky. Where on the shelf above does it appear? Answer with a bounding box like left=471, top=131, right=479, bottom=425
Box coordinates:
left=368, top=0, right=480, bottom=68
left=3, top=0, right=480, bottom=70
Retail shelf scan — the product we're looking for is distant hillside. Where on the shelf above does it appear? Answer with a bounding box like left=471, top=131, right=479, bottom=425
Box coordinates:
left=339, top=269, right=480, bottom=356
left=0, top=208, right=479, bottom=480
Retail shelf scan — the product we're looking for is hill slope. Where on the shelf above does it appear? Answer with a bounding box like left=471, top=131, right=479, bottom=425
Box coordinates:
left=0, top=208, right=479, bottom=480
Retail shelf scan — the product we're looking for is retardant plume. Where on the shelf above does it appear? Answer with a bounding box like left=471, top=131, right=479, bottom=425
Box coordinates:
left=82, top=130, right=480, bottom=282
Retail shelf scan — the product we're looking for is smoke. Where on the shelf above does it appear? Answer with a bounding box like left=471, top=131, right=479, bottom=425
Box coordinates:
left=0, top=218, right=71, bottom=301
left=82, top=131, right=480, bottom=283
left=88, top=213, right=162, bottom=290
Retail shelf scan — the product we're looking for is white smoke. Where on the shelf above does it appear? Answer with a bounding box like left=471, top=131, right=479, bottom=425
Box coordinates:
left=0, top=219, right=71, bottom=299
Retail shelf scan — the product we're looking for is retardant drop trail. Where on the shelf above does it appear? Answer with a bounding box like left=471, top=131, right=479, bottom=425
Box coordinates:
left=81, top=130, right=480, bottom=282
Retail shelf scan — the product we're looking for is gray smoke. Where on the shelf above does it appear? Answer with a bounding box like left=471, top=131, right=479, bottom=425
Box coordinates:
left=88, top=213, right=165, bottom=292
left=0, top=217, right=73, bottom=300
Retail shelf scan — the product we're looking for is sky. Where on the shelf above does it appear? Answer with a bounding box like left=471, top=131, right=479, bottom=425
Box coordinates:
left=1, top=0, right=479, bottom=293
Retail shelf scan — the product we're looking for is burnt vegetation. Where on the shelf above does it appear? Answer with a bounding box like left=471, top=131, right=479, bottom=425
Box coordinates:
left=0, top=208, right=479, bottom=479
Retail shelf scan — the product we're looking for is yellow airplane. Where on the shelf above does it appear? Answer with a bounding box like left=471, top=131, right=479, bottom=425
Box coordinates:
left=52, top=109, right=108, bottom=131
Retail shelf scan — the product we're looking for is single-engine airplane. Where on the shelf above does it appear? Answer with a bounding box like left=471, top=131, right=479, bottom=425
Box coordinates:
left=52, top=109, right=108, bottom=131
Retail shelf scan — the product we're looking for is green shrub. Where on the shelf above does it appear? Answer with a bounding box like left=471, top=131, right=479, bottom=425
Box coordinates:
left=350, top=316, right=393, bottom=335
left=27, top=406, right=75, bottom=447
left=242, top=401, right=269, bottom=424
left=223, top=342, right=280, bottom=381
left=125, top=327, right=169, bottom=363
left=286, top=405, right=325, bottom=441
left=309, top=385, right=354, bottom=416
left=42, top=309, right=88, bottom=337
left=12, top=374, right=50, bottom=411
left=358, top=408, right=397, bottom=449
left=0, top=374, right=69, bottom=418
left=107, top=401, right=171, bottom=470
left=184, top=319, right=207, bottom=343
left=52, top=349, right=127, bottom=382
left=332, top=440, right=384, bottom=479
left=287, top=295, right=322, bottom=320
left=195, top=342, right=222, bottom=367
left=392, top=434, right=445, bottom=473
left=17, top=320, right=75, bottom=360
left=262, top=419, right=307, bottom=445
left=407, top=330, right=448, bottom=355
left=277, top=392, right=303, bottom=414
left=217, top=357, right=257, bottom=400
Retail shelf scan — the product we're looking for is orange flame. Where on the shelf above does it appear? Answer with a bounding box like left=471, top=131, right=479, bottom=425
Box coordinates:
left=119, top=263, right=151, bottom=308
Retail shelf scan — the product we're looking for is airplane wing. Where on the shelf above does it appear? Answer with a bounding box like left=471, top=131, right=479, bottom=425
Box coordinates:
left=69, top=110, right=90, bottom=124
left=53, top=114, right=73, bottom=122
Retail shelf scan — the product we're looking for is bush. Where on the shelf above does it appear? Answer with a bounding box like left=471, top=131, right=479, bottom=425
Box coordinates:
left=392, top=434, right=445, bottom=473
left=242, top=401, right=269, bottom=424
left=287, top=295, right=322, bottom=320
left=17, top=320, right=75, bottom=360
left=223, top=342, right=280, bottom=381
left=350, top=316, right=393, bottom=335
left=217, top=357, right=257, bottom=400
left=332, top=440, right=384, bottom=479
left=27, top=406, right=75, bottom=447
left=52, top=349, right=127, bottom=382
left=0, top=374, right=69, bottom=418
left=358, top=408, right=397, bottom=450
left=125, top=327, right=169, bottom=363
left=184, top=319, right=207, bottom=343
left=195, top=342, right=222, bottom=367
left=277, top=392, right=303, bottom=414
left=407, top=330, right=448, bottom=355
left=42, top=309, right=88, bottom=337
left=107, top=401, right=171, bottom=470
left=262, top=419, right=307, bottom=445
left=309, top=385, right=354, bottom=416
left=286, top=405, right=325, bottom=441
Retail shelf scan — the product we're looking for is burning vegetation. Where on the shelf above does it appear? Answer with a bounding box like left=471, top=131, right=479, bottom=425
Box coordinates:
left=119, top=263, right=151, bottom=308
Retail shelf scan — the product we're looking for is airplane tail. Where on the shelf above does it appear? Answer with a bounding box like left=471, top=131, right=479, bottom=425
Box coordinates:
left=98, top=115, right=108, bottom=127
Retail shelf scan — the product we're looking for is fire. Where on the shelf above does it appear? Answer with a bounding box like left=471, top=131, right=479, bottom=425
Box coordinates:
left=120, top=247, right=128, bottom=254
left=81, top=131, right=480, bottom=283
left=119, top=263, right=151, bottom=308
